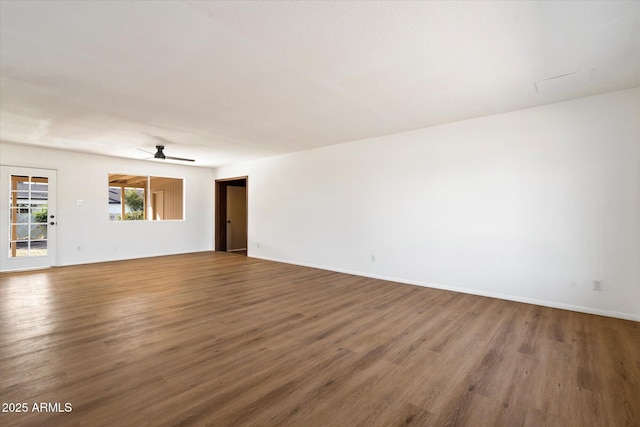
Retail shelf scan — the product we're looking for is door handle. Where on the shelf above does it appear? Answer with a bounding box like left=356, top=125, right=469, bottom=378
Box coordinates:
left=50, top=222, right=55, bottom=225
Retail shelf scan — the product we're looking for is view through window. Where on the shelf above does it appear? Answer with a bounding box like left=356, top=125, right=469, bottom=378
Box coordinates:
left=108, top=174, right=183, bottom=221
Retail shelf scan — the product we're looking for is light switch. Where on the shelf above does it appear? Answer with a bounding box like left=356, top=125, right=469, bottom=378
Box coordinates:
left=77, top=199, right=84, bottom=206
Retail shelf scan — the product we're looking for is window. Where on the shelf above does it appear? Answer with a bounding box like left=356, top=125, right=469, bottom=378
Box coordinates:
left=108, top=174, right=183, bottom=221
left=9, top=175, right=49, bottom=256
left=149, top=176, right=183, bottom=220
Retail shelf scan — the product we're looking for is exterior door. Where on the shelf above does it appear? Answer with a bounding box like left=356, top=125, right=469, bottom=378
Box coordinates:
left=0, top=166, right=57, bottom=271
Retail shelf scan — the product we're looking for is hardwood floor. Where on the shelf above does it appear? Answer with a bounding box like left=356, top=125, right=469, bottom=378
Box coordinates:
left=1, top=252, right=638, bottom=426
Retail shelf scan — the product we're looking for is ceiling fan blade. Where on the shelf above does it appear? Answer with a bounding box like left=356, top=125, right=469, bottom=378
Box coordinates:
left=165, top=155, right=195, bottom=162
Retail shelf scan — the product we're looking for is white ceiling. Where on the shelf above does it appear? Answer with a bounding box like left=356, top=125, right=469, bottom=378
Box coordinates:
left=1, top=1, right=639, bottom=167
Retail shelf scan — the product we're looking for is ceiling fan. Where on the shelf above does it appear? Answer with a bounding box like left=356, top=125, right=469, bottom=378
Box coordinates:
left=139, top=144, right=195, bottom=162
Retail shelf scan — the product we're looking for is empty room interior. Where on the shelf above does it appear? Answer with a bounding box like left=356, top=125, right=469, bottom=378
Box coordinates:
left=0, top=1, right=639, bottom=426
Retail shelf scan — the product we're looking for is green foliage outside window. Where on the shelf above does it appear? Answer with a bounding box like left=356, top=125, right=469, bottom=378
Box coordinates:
left=125, top=189, right=144, bottom=213
left=34, top=208, right=48, bottom=223
left=124, top=211, right=145, bottom=220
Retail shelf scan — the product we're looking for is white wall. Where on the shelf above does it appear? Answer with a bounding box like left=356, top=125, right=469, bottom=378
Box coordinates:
left=215, top=88, right=640, bottom=321
left=0, top=143, right=214, bottom=267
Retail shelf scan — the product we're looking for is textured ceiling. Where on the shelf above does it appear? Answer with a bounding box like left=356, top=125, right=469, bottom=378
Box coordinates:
left=1, top=1, right=639, bottom=167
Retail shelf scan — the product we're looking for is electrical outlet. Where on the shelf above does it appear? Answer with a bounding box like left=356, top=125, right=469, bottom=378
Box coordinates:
left=256, top=242, right=260, bottom=249
left=592, top=280, right=603, bottom=291
left=371, top=254, right=376, bottom=262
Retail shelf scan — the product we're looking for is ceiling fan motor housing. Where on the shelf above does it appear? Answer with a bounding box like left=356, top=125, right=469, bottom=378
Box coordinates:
left=154, top=145, right=166, bottom=159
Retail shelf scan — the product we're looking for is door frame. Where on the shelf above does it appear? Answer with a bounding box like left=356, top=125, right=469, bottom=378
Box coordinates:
left=0, top=165, right=57, bottom=271
left=215, top=176, right=248, bottom=252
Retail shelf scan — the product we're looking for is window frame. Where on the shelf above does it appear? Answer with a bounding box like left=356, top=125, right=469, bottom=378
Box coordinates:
left=108, top=174, right=184, bottom=221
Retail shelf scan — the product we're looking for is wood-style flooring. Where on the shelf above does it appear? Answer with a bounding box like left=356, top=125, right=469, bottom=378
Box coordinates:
left=1, top=252, right=638, bottom=426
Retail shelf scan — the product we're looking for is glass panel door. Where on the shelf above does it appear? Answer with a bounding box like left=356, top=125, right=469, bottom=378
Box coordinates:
left=0, top=167, right=56, bottom=271
left=9, top=175, right=49, bottom=257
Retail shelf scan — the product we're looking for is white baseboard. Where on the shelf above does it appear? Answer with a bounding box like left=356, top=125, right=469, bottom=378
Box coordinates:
left=250, top=254, right=640, bottom=322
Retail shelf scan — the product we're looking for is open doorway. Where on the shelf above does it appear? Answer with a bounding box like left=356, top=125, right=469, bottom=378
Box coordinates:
left=215, top=177, right=247, bottom=254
